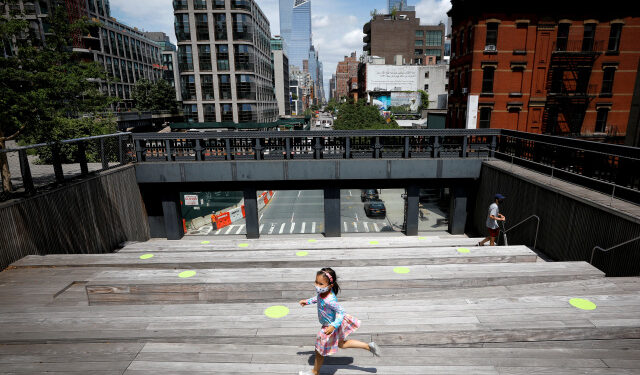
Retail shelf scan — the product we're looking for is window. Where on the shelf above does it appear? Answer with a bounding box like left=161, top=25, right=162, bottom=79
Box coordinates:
left=232, top=14, right=252, bottom=40
left=193, top=0, right=206, bottom=10
left=479, top=107, right=492, bottom=128
left=556, top=23, right=569, bottom=51
left=183, top=104, right=198, bottom=123
left=414, top=49, right=423, bottom=56
left=234, top=44, right=253, bottom=70
left=221, top=103, right=233, bottom=121
left=201, top=75, right=214, bottom=100
left=608, top=24, right=622, bottom=52
left=466, top=27, right=473, bottom=54
left=219, top=74, right=232, bottom=99
left=238, top=103, right=256, bottom=122
left=232, top=0, right=251, bottom=10
left=582, top=23, right=596, bottom=52
left=175, top=14, right=190, bottom=41
left=197, top=45, right=212, bottom=71
left=424, top=72, right=429, bottom=78
left=215, top=14, right=227, bottom=40
left=415, top=40, right=423, bottom=46
left=173, top=0, right=188, bottom=10
left=180, top=75, right=196, bottom=100
left=178, top=45, right=193, bottom=71
left=217, top=44, right=229, bottom=70
left=482, top=67, right=495, bottom=93
left=425, top=49, right=442, bottom=57
left=595, top=108, right=609, bottom=132
left=459, top=30, right=464, bottom=55
left=424, top=84, right=429, bottom=91
left=195, top=14, right=209, bottom=40
left=204, top=104, right=216, bottom=122
left=485, top=22, right=498, bottom=48
left=214, top=0, right=225, bottom=8
left=426, top=30, right=442, bottom=46
left=236, top=74, right=255, bottom=100
left=601, top=68, right=615, bottom=94
left=415, top=30, right=424, bottom=37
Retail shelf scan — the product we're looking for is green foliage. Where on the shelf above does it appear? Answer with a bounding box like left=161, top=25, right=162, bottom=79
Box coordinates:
left=418, top=90, right=429, bottom=111
left=333, top=100, right=399, bottom=130
left=369, top=9, right=378, bottom=20
left=325, top=98, right=339, bottom=114
left=303, top=108, right=313, bottom=117
left=132, top=79, right=180, bottom=112
left=388, top=105, right=413, bottom=114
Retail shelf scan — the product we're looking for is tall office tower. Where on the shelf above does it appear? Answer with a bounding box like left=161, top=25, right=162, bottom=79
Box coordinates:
left=388, top=0, right=406, bottom=11
left=173, top=0, right=278, bottom=123
left=288, top=0, right=312, bottom=69
left=278, top=0, right=293, bottom=49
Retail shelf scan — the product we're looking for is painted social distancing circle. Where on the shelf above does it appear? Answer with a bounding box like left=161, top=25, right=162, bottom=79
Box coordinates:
left=139, top=254, right=154, bottom=260
left=369, top=241, right=380, bottom=245
left=238, top=243, right=249, bottom=248
left=569, top=298, right=597, bottom=310
left=264, top=305, right=290, bottom=319
left=308, top=239, right=317, bottom=243
left=457, top=248, right=471, bottom=253
left=201, top=241, right=210, bottom=244
left=178, top=270, right=196, bottom=278
left=419, top=237, right=428, bottom=240
left=296, top=251, right=309, bottom=257
left=394, top=267, right=411, bottom=274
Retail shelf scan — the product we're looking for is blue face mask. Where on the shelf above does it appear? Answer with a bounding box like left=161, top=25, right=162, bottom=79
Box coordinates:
left=315, top=285, right=330, bottom=294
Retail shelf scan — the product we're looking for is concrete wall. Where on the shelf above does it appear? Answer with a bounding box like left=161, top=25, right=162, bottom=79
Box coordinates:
left=0, top=165, right=150, bottom=270
left=473, top=162, right=640, bottom=276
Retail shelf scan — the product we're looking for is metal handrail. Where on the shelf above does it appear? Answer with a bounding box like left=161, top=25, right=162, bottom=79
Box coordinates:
left=0, top=132, right=132, bottom=154
left=500, top=215, right=540, bottom=250
left=590, top=235, right=640, bottom=265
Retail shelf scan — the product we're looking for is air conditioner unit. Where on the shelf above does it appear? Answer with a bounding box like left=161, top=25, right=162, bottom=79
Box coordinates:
left=485, top=45, right=497, bottom=51
left=462, top=88, right=468, bottom=94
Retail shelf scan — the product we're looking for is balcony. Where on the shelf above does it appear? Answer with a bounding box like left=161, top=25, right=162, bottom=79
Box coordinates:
left=363, top=22, right=371, bottom=33
left=552, top=40, right=604, bottom=54
left=548, top=84, right=598, bottom=97
left=363, top=35, right=370, bottom=43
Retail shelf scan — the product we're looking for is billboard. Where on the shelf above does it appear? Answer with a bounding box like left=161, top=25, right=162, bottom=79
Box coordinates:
left=391, top=92, right=421, bottom=112
left=366, top=65, right=419, bottom=92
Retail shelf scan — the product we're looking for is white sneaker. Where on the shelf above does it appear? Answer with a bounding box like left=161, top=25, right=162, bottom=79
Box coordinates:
left=369, top=341, right=381, bottom=356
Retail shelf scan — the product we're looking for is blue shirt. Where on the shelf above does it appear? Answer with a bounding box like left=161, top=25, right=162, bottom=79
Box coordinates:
left=306, top=291, right=345, bottom=329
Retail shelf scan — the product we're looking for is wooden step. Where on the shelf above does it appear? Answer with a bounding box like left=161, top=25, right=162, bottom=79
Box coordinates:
left=10, top=246, right=537, bottom=269
left=85, top=262, right=604, bottom=305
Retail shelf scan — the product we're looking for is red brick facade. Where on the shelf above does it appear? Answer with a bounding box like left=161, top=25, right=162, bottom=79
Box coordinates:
left=335, top=52, right=359, bottom=100
left=447, top=1, right=640, bottom=137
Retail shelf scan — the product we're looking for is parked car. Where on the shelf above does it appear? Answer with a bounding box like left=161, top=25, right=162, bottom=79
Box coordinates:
left=361, top=189, right=379, bottom=202
left=364, top=199, right=386, bottom=217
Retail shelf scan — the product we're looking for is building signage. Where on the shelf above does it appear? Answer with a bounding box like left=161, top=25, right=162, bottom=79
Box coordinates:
left=184, top=194, right=199, bottom=206
left=367, top=65, right=419, bottom=92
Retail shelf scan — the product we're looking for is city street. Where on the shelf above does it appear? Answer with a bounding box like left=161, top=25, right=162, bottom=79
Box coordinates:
left=188, top=188, right=448, bottom=236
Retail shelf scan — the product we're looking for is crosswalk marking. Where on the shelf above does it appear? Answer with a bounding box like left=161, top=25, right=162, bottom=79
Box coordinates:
left=279, top=223, right=285, bottom=234
left=259, top=224, right=264, bottom=233
left=236, top=225, right=245, bottom=234
left=352, top=222, right=358, bottom=232
left=311, top=222, right=316, bottom=233
left=268, top=224, right=275, bottom=235
left=290, top=222, right=296, bottom=234
left=300, top=222, right=306, bottom=233
left=211, top=221, right=389, bottom=235
left=363, top=222, right=370, bottom=232
left=344, top=222, right=348, bottom=232
left=373, top=223, right=380, bottom=232
left=224, top=225, right=235, bottom=235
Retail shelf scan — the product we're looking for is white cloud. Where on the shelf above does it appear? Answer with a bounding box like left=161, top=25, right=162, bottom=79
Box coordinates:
left=414, top=0, right=450, bottom=26
left=109, top=0, right=175, bottom=42
left=312, top=15, right=330, bottom=28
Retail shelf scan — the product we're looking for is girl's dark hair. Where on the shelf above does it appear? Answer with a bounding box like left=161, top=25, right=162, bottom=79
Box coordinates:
left=317, top=267, right=340, bottom=295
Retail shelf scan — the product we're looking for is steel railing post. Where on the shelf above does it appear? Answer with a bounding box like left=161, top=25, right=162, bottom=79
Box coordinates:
left=18, top=149, right=35, bottom=194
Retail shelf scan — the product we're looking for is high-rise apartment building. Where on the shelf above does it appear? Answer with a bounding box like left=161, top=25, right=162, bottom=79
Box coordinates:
left=447, top=0, right=640, bottom=136
left=173, top=0, right=277, bottom=123
left=271, top=36, right=291, bottom=116
left=364, top=11, right=445, bottom=66
left=7, top=0, right=163, bottom=110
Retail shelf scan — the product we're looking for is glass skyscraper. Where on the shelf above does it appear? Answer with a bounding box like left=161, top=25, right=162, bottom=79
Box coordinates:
left=280, top=0, right=311, bottom=69
left=388, top=0, right=414, bottom=11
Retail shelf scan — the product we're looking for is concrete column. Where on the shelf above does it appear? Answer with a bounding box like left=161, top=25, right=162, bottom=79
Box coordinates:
left=162, top=192, right=184, bottom=240
left=323, top=187, right=341, bottom=237
left=405, top=185, right=420, bottom=236
left=448, top=186, right=468, bottom=235
left=244, top=188, right=260, bottom=239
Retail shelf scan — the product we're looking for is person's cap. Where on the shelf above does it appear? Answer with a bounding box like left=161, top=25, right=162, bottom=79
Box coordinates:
left=495, top=194, right=506, bottom=200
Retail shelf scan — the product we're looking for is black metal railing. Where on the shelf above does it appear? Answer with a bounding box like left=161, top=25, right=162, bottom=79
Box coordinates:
left=131, top=130, right=501, bottom=163
left=552, top=40, right=604, bottom=53
left=0, top=133, right=134, bottom=200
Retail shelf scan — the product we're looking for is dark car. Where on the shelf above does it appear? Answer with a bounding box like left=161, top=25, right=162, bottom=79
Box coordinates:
left=361, top=189, right=379, bottom=202
left=364, top=199, right=386, bottom=217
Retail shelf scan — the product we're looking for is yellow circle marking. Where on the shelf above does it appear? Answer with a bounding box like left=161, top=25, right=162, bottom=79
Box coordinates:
left=139, top=254, right=154, bottom=260
left=418, top=237, right=428, bottom=240
left=394, top=267, right=411, bottom=274
left=238, top=243, right=249, bottom=248
left=264, top=305, right=290, bottom=319
left=569, top=298, right=597, bottom=310
left=296, top=251, right=309, bottom=257
left=201, top=241, right=210, bottom=244
left=178, top=270, right=196, bottom=278
left=457, top=248, right=471, bottom=253
left=308, top=239, right=317, bottom=243
left=369, top=241, right=380, bottom=245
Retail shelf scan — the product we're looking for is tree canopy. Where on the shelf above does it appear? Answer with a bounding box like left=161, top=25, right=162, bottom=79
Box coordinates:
left=132, top=79, right=180, bottom=112
left=333, top=100, right=399, bottom=130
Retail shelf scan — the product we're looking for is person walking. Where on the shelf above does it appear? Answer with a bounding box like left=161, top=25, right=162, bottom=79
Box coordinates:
left=478, top=194, right=506, bottom=246
left=298, top=267, right=381, bottom=375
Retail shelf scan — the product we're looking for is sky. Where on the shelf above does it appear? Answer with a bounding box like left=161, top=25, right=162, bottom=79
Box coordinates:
left=109, top=0, right=451, bottom=100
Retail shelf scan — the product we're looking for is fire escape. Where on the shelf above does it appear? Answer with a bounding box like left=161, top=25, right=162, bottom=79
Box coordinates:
left=542, top=39, right=602, bottom=135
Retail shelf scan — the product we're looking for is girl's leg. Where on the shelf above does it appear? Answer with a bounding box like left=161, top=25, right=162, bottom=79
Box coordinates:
left=338, top=339, right=370, bottom=350
left=313, top=350, right=325, bottom=375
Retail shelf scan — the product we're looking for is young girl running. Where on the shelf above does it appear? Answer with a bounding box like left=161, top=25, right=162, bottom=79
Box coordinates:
left=298, top=267, right=381, bottom=375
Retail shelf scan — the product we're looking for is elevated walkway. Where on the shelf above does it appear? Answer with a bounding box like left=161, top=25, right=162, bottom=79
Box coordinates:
left=1, top=235, right=639, bottom=374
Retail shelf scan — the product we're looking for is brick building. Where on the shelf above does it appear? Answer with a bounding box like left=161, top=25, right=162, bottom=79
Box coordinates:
left=335, top=52, right=360, bottom=100
left=364, top=11, right=445, bottom=65
left=447, top=0, right=640, bottom=137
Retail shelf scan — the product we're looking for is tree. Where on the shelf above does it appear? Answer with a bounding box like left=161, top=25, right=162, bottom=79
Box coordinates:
left=0, top=1, right=113, bottom=192
left=418, top=90, right=429, bottom=111
left=334, top=100, right=399, bottom=130
left=132, top=78, right=180, bottom=112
